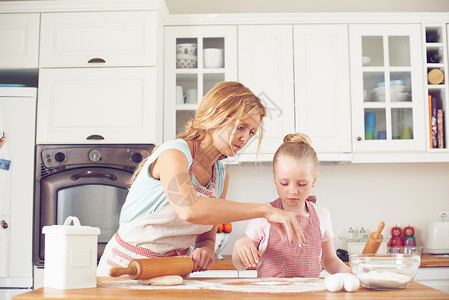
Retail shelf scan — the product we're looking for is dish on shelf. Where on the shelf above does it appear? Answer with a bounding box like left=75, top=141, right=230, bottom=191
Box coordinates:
left=176, top=54, right=197, bottom=69
left=374, top=80, right=406, bottom=88
left=177, top=43, right=197, bottom=55
left=371, top=85, right=407, bottom=96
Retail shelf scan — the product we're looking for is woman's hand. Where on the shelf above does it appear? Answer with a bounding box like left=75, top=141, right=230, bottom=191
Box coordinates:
left=233, top=236, right=260, bottom=269
left=190, top=246, right=215, bottom=272
left=265, top=207, right=305, bottom=246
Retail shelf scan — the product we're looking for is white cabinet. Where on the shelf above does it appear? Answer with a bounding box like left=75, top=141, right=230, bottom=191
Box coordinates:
left=37, top=67, right=161, bottom=144
left=349, top=24, right=425, bottom=153
left=293, top=24, right=352, bottom=158
left=0, top=13, right=39, bottom=68
left=40, top=11, right=160, bottom=68
left=163, top=26, right=237, bottom=141
left=415, top=267, right=449, bottom=293
left=238, top=25, right=295, bottom=159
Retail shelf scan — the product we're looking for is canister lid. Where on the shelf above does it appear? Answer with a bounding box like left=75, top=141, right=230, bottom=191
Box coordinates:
left=42, top=216, right=100, bottom=235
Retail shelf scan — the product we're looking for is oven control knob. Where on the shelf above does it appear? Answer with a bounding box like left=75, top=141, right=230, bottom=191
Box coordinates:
left=88, top=149, right=102, bottom=162
left=54, top=152, right=65, bottom=163
left=132, top=152, right=143, bottom=163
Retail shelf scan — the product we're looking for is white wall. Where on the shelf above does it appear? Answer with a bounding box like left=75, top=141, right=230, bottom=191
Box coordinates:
left=221, top=162, right=449, bottom=255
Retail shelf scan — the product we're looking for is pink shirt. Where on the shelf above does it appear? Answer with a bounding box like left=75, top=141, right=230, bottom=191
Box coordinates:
left=245, top=201, right=334, bottom=256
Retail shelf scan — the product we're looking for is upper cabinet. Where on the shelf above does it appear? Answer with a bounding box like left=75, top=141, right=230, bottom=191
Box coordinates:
left=163, top=26, right=237, bottom=141
left=37, top=67, right=160, bottom=144
left=0, top=13, right=39, bottom=69
left=237, top=25, right=295, bottom=159
left=40, top=11, right=160, bottom=68
left=349, top=24, right=425, bottom=153
left=294, top=24, right=352, bottom=158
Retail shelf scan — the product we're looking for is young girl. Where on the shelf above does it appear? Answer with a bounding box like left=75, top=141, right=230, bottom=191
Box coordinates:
left=232, top=133, right=351, bottom=278
left=97, top=82, right=305, bottom=276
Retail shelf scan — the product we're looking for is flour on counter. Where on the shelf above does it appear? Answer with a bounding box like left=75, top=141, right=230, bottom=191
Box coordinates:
left=100, top=278, right=326, bottom=293
left=357, top=271, right=412, bottom=289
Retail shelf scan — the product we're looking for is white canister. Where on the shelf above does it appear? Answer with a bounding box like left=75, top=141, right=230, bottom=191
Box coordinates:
left=42, top=216, right=100, bottom=289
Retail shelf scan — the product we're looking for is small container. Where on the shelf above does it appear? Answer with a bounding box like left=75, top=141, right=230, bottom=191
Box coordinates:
left=43, top=216, right=100, bottom=289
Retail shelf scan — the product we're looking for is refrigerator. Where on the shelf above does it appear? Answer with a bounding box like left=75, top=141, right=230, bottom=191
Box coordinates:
left=0, top=87, right=36, bottom=299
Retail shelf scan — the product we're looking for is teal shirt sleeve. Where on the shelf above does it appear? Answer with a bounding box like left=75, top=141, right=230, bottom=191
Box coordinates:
left=119, top=139, right=227, bottom=224
left=119, top=139, right=193, bottom=224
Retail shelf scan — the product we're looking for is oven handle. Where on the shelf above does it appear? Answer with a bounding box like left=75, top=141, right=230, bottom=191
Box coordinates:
left=71, top=170, right=118, bottom=181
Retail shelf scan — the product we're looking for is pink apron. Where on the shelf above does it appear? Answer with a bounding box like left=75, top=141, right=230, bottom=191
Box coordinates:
left=257, top=198, right=322, bottom=278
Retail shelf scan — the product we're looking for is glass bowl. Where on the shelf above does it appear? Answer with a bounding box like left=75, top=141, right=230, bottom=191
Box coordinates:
left=349, top=247, right=421, bottom=290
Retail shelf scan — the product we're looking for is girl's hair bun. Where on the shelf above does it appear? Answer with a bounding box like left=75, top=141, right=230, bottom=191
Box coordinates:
left=283, top=133, right=312, bottom=146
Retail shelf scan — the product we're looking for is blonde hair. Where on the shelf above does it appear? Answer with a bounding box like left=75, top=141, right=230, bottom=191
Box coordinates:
left=177, top=81, right=266, bottom=146
left=273, top=133, right=318, bottom=175
left=129, top=81, right=266, bottom=185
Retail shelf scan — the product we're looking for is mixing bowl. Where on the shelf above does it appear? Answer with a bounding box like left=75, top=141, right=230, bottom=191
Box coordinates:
left=349, top=247, right=421, bottom=290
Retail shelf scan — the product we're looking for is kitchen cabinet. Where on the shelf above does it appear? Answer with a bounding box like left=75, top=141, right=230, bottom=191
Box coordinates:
left=415, top=267, right=449, bottom=293
left=163, top=26, right=237, bottom=141
left=293, top=24, right=352, bottom=158
left=237, top=25, right=295, bottom=160
left=36, top=67, right=161, bottom=144
left=39, top=11, right=160, bottom=68
left=349, top=24, right=426, bottom=153
left=0, top=13, right=39, bottom=69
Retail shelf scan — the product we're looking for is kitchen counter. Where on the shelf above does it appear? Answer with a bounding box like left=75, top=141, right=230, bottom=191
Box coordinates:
left=12, top=277, right=449, bottom=300
left=210, top=254, right=449, bottom=269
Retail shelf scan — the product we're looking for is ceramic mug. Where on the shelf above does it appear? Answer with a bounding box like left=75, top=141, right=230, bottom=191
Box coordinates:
left=400, top=126, right=413, bottom=139
left=185, top=89, right=197, bottom=104
left=176, top=86, right=184, bottom=105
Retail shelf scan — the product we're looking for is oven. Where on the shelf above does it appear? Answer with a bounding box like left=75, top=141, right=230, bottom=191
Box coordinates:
left=33, top=144, right=154, bottom=267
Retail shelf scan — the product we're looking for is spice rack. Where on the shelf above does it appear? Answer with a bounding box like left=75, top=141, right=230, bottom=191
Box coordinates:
left=423, top=24, right=448, bottom=150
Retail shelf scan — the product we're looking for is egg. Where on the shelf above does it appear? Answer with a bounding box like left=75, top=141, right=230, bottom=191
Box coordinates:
left=325, top=273, right=345, bottom=292
left=343, top=274, right=360, bottom=292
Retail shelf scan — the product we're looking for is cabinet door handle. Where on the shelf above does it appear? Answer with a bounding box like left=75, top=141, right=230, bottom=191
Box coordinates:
left=88, top=58, right=106, bottom=63
left=86, top=134, right=105, bottom=140
left=357, top=136, right=362, bottom=141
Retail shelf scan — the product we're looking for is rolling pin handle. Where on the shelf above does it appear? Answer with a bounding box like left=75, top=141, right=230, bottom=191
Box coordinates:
left=374, top=221, right=385, bottom=239
left=109, top=265, right=137, bottom=277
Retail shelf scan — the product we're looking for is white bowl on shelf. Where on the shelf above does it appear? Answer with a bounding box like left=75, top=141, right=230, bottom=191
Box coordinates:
left=177, top=43, right=197, bottom=55
left=204, top=48, right=224, bottom=68
left=176, top=54, right=197, bottom=69
left=391, top=92, right=411, bottom=102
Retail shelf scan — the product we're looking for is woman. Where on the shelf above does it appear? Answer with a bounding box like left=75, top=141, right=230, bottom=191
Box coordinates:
left=97, top=81, right=304, bottom=275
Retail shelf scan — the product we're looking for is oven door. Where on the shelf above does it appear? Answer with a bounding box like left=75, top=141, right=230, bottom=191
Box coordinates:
left=35, top=167, right=131, bottom=266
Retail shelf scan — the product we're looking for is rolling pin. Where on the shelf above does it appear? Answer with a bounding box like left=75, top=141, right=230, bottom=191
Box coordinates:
left=362, top=221, right=385, bottom=254
left=109, top=256, right=194, bottom=280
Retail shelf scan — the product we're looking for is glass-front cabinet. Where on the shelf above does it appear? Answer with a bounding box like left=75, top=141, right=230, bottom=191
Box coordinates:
left=163, top=26, right=237, bottom=141
left=349, top=24, right=425, bottom=152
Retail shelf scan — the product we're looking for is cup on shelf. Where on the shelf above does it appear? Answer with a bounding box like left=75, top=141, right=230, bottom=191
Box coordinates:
left=400, top=126, right=413, bottom=139
left=176, top=86, right=184, bottom=105
left=377, top=130, right=386, bottom=140
left=204, top=48, right=224, bottom=68
left=362, top=56, right=371, bottom=66
left=185, top=89, right=197, bottom=104
left=364, top=112, right=376, bottom=140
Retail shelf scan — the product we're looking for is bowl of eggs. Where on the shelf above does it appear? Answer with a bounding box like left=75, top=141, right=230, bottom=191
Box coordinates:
left=349, top=247, right=421, bottom=290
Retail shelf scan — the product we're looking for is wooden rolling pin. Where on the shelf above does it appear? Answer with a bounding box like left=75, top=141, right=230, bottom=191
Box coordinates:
left=109, top=256, right=193, bottom=280
left=362, top=221, right=385, bottom=254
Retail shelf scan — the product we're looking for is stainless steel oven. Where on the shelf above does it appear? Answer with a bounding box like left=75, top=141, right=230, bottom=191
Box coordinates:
left=33, top=144, right=154, bottom=266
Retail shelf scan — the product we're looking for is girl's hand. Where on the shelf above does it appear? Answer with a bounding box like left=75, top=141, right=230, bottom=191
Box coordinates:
left=234, top=236, right=260, bottom=268
left=190, top=247, right=215, bottom=272
left=265, top=207, right=305, bottom=246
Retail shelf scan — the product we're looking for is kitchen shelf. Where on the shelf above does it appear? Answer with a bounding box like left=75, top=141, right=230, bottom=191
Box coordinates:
left=423, top=23, right=448, bottom=151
